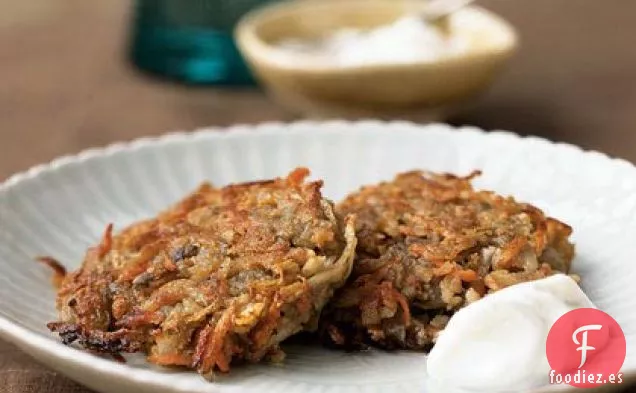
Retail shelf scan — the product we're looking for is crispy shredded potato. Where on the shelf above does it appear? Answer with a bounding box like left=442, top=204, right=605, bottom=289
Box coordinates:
left=44, top=167, right=577, bottom=371
left=320, top=171, right=575, bottom=350
left=47, top=168, right=356, bottom=377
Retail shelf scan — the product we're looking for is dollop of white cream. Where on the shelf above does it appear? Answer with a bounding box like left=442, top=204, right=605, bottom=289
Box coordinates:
left=426, top=274, right=595, bottom=392
left=276, top=16, right=468, bottom=67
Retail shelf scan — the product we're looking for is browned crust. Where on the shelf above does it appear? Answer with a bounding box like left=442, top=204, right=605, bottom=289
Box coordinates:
left=47, top=168, right=356, bottom=377
left=320, top=170, right=575, bottom=350
left=36, top=256, right=67, bottom=288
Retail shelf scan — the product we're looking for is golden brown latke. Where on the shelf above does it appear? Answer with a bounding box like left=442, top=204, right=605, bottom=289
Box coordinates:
left=47, top=168, right=356, bottom=378
left=319, top=170, right=575, bottom=350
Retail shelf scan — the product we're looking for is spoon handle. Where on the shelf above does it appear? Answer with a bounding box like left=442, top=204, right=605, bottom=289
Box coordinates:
left=421, top=0, right=476, bottom=21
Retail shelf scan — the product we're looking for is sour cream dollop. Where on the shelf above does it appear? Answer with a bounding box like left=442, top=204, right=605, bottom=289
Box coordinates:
left=276, top=16, right=469, bottom=67
left=426, top=274, right=595, bottom=391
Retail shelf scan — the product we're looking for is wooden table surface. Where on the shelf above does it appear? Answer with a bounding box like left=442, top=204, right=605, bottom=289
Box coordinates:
left=1, top=0, right=635, bottom=392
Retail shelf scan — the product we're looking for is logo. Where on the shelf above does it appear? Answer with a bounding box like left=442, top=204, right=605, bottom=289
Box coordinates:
left=546, top=308, right=626, bottom=388
left=572, top=324, right=602, bottom=368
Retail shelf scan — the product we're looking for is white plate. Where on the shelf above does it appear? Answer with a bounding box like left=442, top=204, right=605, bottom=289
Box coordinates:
left=0, top=121, right=635, bottom=393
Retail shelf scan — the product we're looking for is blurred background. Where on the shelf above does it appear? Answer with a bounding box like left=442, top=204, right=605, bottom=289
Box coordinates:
left=0, top=0, right=635, bottom=391
left=1, top=0, right=635, bottom=182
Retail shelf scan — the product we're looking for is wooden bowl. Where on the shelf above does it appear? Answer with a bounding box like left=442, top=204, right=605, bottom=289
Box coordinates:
left=235, top=0, right=518, bottom=120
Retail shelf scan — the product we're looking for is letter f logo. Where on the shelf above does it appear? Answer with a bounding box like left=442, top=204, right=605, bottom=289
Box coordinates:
left=572, top=324, right=603, bottom=368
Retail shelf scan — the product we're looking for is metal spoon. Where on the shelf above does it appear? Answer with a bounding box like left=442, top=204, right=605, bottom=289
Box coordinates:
left=420, top=0, right=476, bottom=21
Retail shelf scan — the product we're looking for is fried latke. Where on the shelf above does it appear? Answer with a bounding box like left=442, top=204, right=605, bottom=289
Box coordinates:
left=47, top=168, right=356, bottom=378
left=320, top=170, right=575, bottom=350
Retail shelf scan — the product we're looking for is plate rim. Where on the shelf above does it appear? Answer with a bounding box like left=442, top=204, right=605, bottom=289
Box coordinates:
left=1, top=120, right=635, bottom=393
left=3, top=120, right=636, bottom=191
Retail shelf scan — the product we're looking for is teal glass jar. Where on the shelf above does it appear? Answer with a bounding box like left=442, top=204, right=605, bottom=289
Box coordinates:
left=129, top=0, right=277, bottom=85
